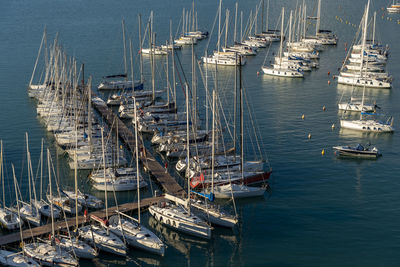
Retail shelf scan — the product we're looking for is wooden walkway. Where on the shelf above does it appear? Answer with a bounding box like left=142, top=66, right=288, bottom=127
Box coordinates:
left=0, top=197, right=161, bottom=246
left=92, top=98, right=185, bottom=197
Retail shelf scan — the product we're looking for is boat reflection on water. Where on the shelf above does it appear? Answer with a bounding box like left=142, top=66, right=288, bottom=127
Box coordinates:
left=338, top=127, right=394, bottom=141
left=148, top=216, right=208, bottom=256
left=336, top=83, right=391, bottom=98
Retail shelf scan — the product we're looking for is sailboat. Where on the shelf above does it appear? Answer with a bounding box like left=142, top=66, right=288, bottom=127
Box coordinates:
left=148, top=84, right=212, bottom=239
left=107, top=97, right=165, bottom=255
left=262, top=8, right=304, bottom=78
left=78, top=127, right=127, bottom=257
left=0, top=164, right=39, bottom=267
left=0, top=250, right=39, bottom=267
left=340, top=1, right=394, bottom=133
left=337, top=1, right=392, bottom=89
left=387, top=1, right=400, bottom=13
left=13, top=134, right=41, bottom=227
left=23, top=152, right=78, bottom=267
left=0, top=140, right=22, bottom=231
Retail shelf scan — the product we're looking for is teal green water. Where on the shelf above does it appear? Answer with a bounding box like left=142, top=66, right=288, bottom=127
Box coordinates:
left=1, top=0, right=400, bottom=266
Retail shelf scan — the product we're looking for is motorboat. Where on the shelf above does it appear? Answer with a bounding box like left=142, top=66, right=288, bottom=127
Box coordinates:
left=333, top=144, right=381, bottom=158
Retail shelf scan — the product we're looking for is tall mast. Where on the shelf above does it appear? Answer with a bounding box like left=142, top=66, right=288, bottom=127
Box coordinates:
left=101, top=127, right=108, bottom=222
left=29, top=29, right=46, bottom=87
left=129, top=39, right=135, bottom=90
left=1, top=141, right=4, bottom=208
left=26, top=133, right=32, bottom=207
left=205, top=50, right=209, bottom=133
left=12, top=165, right=24, bottom=248
left=316, top=0, right=321, bottom=36
left=134, top=97, right=141, bottom=224
left=166, top=41, right=170, bottom=104
left=266, top=0, right=269, bottom=32
left=279, top=8, right=285, bottom=65
left=372, top=11, right=376, bottom=44
left=360, top=1, right=370, bottom=76
left=234, top=54, right=237, bottom=152
left=185, top=83, right=190, bottom=214
left=138, top=14, right=144, bottom=84
left=192, top=1, right=195, bottom=32
left=234, top=2, right=238, bottom=43
left=224, top=9, right=230, bottom=49
left=87, top=76, right=92, bottom=155
left=261, top=0, right=264, bottom=33
left=240, top=11, right=243, bottom=42
left=152, top=33, right=156, bottom=103
left=211, top=90, right=216, bottom=194
left=239, top=55, right=244, bottom=178
left=40, top=139, right=43, bottom=200
left=182, top=9, right=185, bottom=36
left=47, top=149, right=55, bottom=238
left=122, top=19, right=128, bottom=80
left=171, top=20, right=177, bottom=105
left=217, top=0, right=222, bottom=52
left=74, top=87, right=79, bottom=228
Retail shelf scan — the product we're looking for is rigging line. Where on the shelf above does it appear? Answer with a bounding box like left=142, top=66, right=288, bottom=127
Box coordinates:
left=243, top=84, right=268, bottom=164
left=216, top=91, right=234, bottom=142
left=204, top=7, right=220, bottom=54
left=261, top=10, right=282, bottom=67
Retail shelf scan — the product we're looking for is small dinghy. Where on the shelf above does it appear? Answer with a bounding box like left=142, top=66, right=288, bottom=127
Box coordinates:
left=333, top=144, right=381, bottom=158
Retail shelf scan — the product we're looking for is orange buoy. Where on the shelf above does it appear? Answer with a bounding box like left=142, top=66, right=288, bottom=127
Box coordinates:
left=308, top=133, right=312, bottom=139
left=302, top=114, right=305, bottom=120
left=328, top=80, right=331, bottom=85
left=323, top=106, right=326, bottom=111
left=328, top=71, right=330, bottom=76
left=257, top=71, right=260, bottom=76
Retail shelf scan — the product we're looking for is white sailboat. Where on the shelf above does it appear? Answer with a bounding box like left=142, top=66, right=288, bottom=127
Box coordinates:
left=340, top=1, right=394, bottom=133
left=78, top=127, right=127, bottom=257
left=22, top=153, right=78, bottom=267
left=0, top=250, right=39, bottom=267
left=262, top=8, right=304, bottom=78
left=149, top=84, right=212, bottom=239
left=0, top=141, right=22, bottom=231
left=108, top=97, right=165, bottom=255
left=338, top=1, right=391, bottom=89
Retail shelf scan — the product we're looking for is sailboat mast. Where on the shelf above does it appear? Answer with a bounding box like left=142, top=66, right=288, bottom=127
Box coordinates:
left=224, top=9, right=229, bottom=49
left=372, top=11, right=376, bottom=44
left=186, top=83, right=190, bottom=214
left=217, top=0, right=222, bottom=52
left=266, top=0, right=269, bottom=32
left=129, top=39, right=135, bottom=90
left=74, top=95, right=79, bottom=228
left=234, top=2, right=238, bottom=43
left=122, top=20, right=128, bottom=80
left=12, top=165, right=24, bottom=247
left=239, top=56, right=244, bottom=177
left=261, top=0, right=264, bottom=33
left=40, top=139, right=43, bottom=201
left=26, top=133, right=32, bottom=207
left=29, top=30, right=46, bottom=87
left=133, top=97, right=141, bottom=224
left=88, top=77, right=93, bottom=155
left=138, top=14, right=144, bottom=84
left=279, top=8, right=285, bottom=66
left=234, top=54, right=237, bottom=151
left=360, top=1, right=370, bottom=76
left=166, top=41, right=170, bottom=104
left=171, top=20, right=177, bottom=105
left=47, top=149, right=55, bottom=238
left=1, top=141, right=4, bottom=208
left=316, top=0, right=321, bottom=36
left=211, top=90, right=215, bottom=194
left=101, top=127, right=108, bottom=221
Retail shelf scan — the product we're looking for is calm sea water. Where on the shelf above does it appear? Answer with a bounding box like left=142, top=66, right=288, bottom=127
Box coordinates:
left=1, top=0, right=400, bottom=266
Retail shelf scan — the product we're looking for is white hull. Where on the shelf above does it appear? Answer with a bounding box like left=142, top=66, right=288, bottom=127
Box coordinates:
left=340, top=119, right=394, bottom=132
left=213, top=184, right=266, bottom=199
left=262, top=67, right=304, bottom=78
left=0, top=250, right=39, bottom=267
left=337, top=75, right=391, bottom=89
left=149, top=202, right=211, bottom=239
